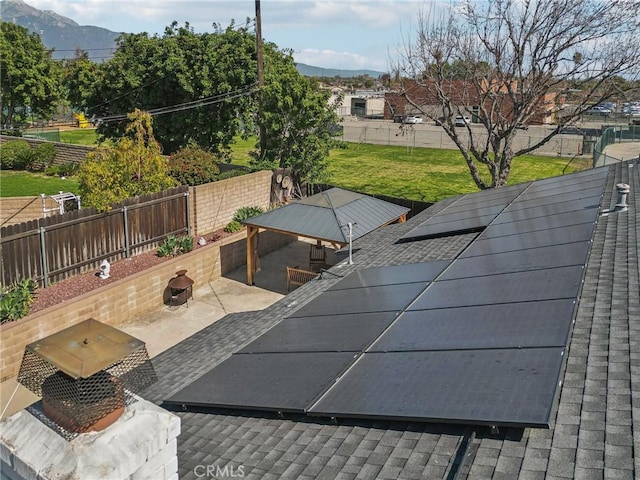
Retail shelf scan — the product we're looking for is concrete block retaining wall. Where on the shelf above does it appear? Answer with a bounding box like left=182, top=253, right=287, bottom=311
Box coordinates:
left=0, top=229, right=294, bottom=382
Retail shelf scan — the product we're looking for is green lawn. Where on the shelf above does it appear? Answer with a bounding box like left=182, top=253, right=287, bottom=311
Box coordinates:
left=0, top=171, right=80, bottom=197
left=229, top=136, right=256, bottom=164
left=3, top=134, right=590, bottom=201
left=230, top=138, right=591, bottom=202
left=59, top=128, right=98, bottom=145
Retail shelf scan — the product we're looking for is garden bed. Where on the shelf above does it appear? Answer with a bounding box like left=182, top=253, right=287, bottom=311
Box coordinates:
left=30, top=229, right=235, bottom=314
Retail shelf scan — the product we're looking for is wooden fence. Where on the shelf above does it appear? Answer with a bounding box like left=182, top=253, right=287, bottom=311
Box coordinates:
left=1, top=186, right=189, bottom=287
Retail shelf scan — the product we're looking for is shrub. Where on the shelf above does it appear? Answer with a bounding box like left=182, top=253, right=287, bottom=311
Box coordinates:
left=232, top=206, right=264, bottom=224
left=34, top=142, right=56, bottom=170
left=157, top=234, right=194, bottom=257
left=224, top=219, right=243, bottom=233
left=168, top=145, right=220, bottom=186
left=0, top=140, right=34, bottom=169
left=45, top=162, right=79, bottom=177
left=0, top=279, right=38, bottom=324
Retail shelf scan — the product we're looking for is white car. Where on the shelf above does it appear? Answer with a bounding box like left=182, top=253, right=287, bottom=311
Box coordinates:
left=403, top=115, right=423, bottom=124
left=455, top=115, right=471, bottom=127
left=587, top=105, right=612, bottom=114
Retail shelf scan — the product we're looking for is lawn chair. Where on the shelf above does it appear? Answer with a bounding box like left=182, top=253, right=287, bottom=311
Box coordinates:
left=286, top=266, right=318, bottom=291
left=309, top=243, right=327, bottom=272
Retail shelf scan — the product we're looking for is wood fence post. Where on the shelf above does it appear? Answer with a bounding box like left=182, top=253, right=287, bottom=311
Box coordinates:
left=39, top=227, right=48, bottom=287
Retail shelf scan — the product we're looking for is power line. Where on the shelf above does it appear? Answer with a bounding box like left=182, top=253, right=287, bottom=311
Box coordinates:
left=95, top=84, right=260, bottom=124
left=55, top=47, right=118, bottom=52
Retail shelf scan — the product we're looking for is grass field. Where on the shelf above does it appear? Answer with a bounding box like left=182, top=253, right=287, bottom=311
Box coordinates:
left=0, top=171, right=81, bottom=197
left=6, top=132, right=589, bottom=202
left=59, top=128, right=98, bottom=145
left=229, top=138, right=591, bottom=202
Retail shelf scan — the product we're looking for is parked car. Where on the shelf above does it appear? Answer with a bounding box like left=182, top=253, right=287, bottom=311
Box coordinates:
left=587, top=105, right=612, bottom=114
left=403, top=115, right=423, bottom=124
left=454, top=115, right=471, bottom=127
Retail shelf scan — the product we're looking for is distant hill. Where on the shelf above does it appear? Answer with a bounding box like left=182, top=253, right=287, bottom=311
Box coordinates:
left=0, top=0, right=120, bottom=61
left=295, top=63, right=385, bottom=78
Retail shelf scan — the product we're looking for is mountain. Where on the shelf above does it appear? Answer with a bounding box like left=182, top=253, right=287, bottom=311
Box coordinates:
left=0, top=0, right=120, bottom=61
left=295, top=63, right=385, bottom=78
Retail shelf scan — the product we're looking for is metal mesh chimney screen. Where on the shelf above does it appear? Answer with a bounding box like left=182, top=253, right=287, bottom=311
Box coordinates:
left=17, top=319, right=157, bottom=432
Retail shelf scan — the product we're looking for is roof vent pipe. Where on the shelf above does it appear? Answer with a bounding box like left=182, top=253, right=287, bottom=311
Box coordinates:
left=615, top=183, right=630, bottom=212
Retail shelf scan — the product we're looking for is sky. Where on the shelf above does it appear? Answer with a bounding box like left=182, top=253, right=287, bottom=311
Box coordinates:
left=25, top=0, right=431, bottom=72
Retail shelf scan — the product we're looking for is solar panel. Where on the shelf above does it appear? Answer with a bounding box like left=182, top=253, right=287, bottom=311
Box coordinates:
left=399, top=214, right=495, bottom=241
left=527, top=168, right=608, bottom=188
left=369, top=299, right=576, bottom=352
left=398, top=183, right=530, bottom=242
left=164, top=352, right=357, bottom=413
left=308, top=348, right=565, bottom=427
left=164, top=167, right=606, bottom=428
left=451, top=183, right=528, bottom=206
left=238, top=312, right=398, bottom=353
left=438, top=196, right=515, bottom=214
left=409, top=265, right=585, bottom=310
left=481, top=208, right=599, bottom=238
left=439, top=242, right=591, bottom=279
left=327, top=261, right=450, bottom=291
left=418, top=204, right=505, bottom=225
left=289, top=281, right=429, bottom=318
left=518, top=178, right=606, bottom=199
left=492, top=197, right=602, bottom=224
left=462, top=223, right=596, bottom=257
left=504, top=186, right=604, bottom=212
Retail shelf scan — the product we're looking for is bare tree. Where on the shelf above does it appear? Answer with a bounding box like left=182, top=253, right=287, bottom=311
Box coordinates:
left=394, top=0, right=640, bottom=188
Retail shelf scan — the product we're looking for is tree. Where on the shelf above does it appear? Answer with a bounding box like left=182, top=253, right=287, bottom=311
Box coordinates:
left=395, top=0, right=640, bottom=189
left=62, top=49, right=102, bottom=113
left=85, top=22, right=257, bottom=156
left=83, top=21, right=340, bottom=183
left=249, top=48, right=341, bottom=184
left=78, top=110, right=177, bottom=211
left=168, top=144, right=220, bottom=186
left=0, top=22, right=61, bottom=127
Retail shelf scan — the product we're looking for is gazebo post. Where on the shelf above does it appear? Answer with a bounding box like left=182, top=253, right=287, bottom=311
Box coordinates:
left=246, top=226, right=259, bottom=285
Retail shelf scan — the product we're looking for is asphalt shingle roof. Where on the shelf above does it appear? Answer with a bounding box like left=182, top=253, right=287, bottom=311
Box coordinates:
left=142, top=160, right=639, bottom=480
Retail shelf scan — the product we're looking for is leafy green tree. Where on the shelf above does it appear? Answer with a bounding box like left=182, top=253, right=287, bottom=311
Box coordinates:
left=78, top=110, right=177, bottom=211
left=83, top=21, right=340, bottom=184
left=250, top=49, right=340, bottom=184
left=86, top=22, right=256, bottom=156
left=62, top=49, right=102, bottom=112
left=0, top=22, right=61, bottom=127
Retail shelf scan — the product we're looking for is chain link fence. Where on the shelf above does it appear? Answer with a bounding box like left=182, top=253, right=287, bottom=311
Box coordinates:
left=339, top=122, right=584, bottom=157
left=593, top=125, right=640, bottom=167
left=23, top=127, right=61, bottom=142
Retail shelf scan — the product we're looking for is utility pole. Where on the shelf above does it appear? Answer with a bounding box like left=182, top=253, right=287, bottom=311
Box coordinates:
left=255, top=0, right=267, bottom=157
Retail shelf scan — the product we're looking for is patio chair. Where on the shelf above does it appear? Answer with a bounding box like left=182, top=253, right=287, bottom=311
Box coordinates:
left=286, top=266, right=318, bottom=291
left=309, top=244, right=327, bottom=272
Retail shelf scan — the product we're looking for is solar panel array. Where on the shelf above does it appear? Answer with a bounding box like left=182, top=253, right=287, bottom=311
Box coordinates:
left=165, top=168, right=609, bottom=428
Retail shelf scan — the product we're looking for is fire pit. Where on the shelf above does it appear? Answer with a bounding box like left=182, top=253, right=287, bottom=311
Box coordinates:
left=167, top=269, right=194, bottom=307
left=17, top=318, right=156, bottom=433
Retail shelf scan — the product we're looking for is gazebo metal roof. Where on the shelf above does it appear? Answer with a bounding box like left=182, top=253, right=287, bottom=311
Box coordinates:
left=244, top=188, right=409, bottom=284
left=245, top=188, right=410, bottom=245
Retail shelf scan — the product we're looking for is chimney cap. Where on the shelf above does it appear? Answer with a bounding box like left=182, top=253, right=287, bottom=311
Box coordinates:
left=25, top=318, right=144, bottom=379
